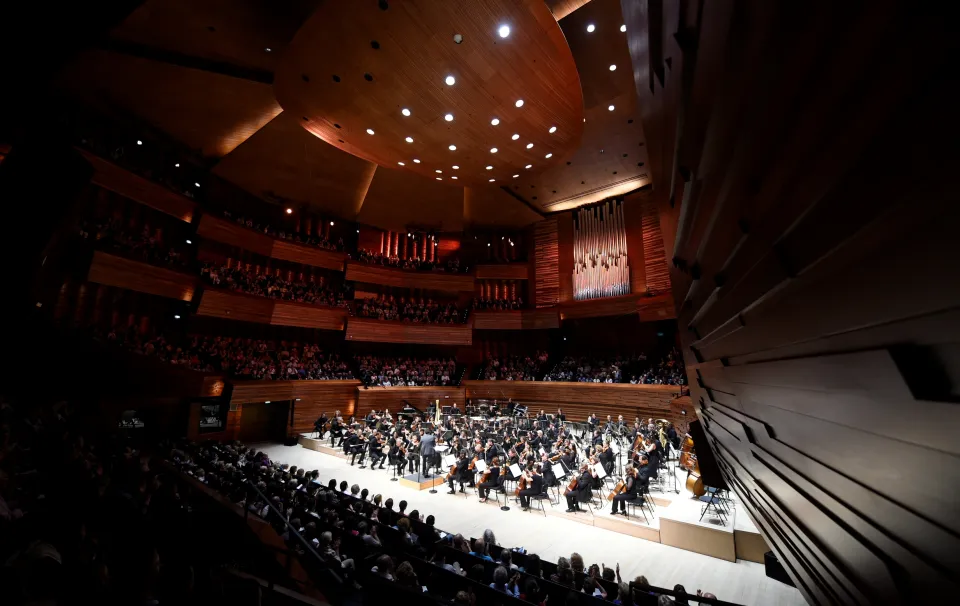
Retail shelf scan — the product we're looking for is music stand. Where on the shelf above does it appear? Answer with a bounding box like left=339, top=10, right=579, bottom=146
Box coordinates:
left=429, top=445, right=449, bottom=494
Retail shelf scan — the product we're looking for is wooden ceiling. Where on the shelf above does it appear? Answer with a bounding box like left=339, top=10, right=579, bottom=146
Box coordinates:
left=275, top=0, right=584, bottom=187
left=52, top=0, right=642, bottom=228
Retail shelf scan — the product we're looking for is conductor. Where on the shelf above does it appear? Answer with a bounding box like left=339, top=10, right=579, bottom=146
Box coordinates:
left=420, top=428, right=437, bottom=478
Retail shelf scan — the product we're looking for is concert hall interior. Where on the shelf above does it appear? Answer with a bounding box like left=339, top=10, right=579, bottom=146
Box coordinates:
left=1, top=1, right=956, bottom=605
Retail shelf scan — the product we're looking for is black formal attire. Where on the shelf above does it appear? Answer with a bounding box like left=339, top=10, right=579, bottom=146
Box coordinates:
left=592, top=434, right=604, bottom=447
left=447, top=456, right=472, bottom=493
left=564, top=470, right=594, bottom=511
left=368, top=435, right=385, bottom=468
left=636, top=463, right=654, bottom=491
left=407, top=441, right=421, bottom=473
left=604, top=421, right=616, bottom=434
left=667, top=427, right=679, bottom=450
left=611, top=475, right=639, bottom=513
left=315, top=415, right=328, bottom=438
left=420, top=433, right=436, bottom=477
left=557, top=412, right=566, bottom=422
left=347, top=434, right=365, bottom=465
left=541, top=459, right=558, bottom=487
left=559, top=454, right=576, bottom=476
left=646, top=441, right=662, bottom=471
left=599, top=447, right=615, bottom=475
left=478, top=466, right=503, bottom=499
left=330, top=420, right=344, bottom=446
left=588, top=416, right=599, bottom=430
left=519, top=473, right=545, bottom=508
left=484, top=446, right=497, bottom=465
left=389, top=444, right=405, bottom=476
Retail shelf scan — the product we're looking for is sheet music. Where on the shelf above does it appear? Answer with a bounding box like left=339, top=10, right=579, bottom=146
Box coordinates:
left=509, top=463, right=522, bottom=477
left=610, top=442, right=621, bottom=454
left=474, top=459, right=487, bottom=473
left=593, top=462, right=607, bottom=479
left=442, top=454, right=456, bottom=468
left=435, top=444, right=449, bottom=452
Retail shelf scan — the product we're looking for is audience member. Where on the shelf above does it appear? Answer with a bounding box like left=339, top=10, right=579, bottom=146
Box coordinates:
left=355, top=295, right=465, bottom=324
left=200, top=262, right=350, bottom=307
left=481, top=352, right=548, bottom=381
left=356, top=355, right=457, bottom=386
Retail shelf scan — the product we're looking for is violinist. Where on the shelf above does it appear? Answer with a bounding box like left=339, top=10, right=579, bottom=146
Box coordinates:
left=518, top=464, right=544, bottom=511
left=330, top=410, right=344, bottom=447
left=367, top=431, right=385, bottom=469
left=556, top=408, right=566, bottom=422
left=529, top=429, right=544, bottom=452
left=636, top=455, right=654, bottom=490
left=389, top=438, right=406, bottom=477
left=598, top=440, right=615, bottom=475
left=644, top=436, right=662, bottom=470
left=540, top=452, right=557, bottom=488
left=446, top=450, right=472, bottom=494
left=407, top=435, right=421, bottom=474
left=610, top=465, right=640, bottom=515
left=314, top=412, right=328, bottom=438
left=483, top=439, right=497, bottom=464
left=505, top=448, right=521, bottom=480
left=559, top=448, right=576, bottom=475
left=346, top=429, right=364, bottom=466
left=478, top=456, right=503, bottom=503
left=564, top=462, right=596, bottom=513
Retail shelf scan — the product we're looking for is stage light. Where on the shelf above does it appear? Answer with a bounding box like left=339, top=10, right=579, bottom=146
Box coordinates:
left=498, top=25, right=510, bottom=38
left=586, top=24, right=595, bottom=33
left=549, top=126, right=557, bottom=133
left=366, top=128, right=375, bottom=135
left=286, top=208, right=293, bottom=214
left=515, top=99, right=524, bottom=108
left=491, top=118, right=500, bottom=126
left=445, top=75, right=456, bottom=86
left=402, top=108, right=411, bottom=116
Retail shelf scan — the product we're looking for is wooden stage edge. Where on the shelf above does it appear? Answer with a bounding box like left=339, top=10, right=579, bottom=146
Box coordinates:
left=295, top=435, right=767, bottom=561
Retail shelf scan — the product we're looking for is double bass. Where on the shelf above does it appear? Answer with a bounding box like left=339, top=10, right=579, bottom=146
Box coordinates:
left=679, top=435, right=705, bottom=496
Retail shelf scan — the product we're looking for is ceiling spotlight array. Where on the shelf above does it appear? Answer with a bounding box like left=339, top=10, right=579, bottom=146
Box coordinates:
left=401, top=108, right=411, bottom=116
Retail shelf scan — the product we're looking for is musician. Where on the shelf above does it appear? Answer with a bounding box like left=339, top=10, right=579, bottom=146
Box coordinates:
left=610, top=465, right=641, bottom=515
left=407, top=435, right=421, bottom=474
left=483, top=439, right=497, bottom=464
left=559, top=448, right=576, bottom=475
left=666, top=422, right=679, bottom=450
left=616, top=415, right=626, bottom=432
left=389, top=439, right=406, bottom=477
left=505, top=448, right=521, bottom=480
left=383, top=408, right=393, bottom=422
left=592, top=429, right=604, bottom=447
left=421, top=428, right=437, bottom=478
left=587, top=413, right=599, bottom=429
left=518, top=465, right=544, bottom=511
left=636, top=455, right=654, bottom=490
left=564, top=463, right=596, bottom=513
left=367, top=432, right=385, bottom=469
left=598, top=441, right=615, bottom=475
left=644, top=436, right=662, bottom=470
left=450, top=402, right=461, bottom=415
left=314, top=412, right=328, bottom=438
left=556, top=408, right=566, bottom=422
left=540, top=452, right=557, bottom=488
left=604, top=415, right=615, bottom=433
left=446, top=451, right=472, bottom=494
left=346, top=430, right=365, bottom=466
left=530, top=429, right=544, bottom=452
left=330, top=411, right=345, bottom=447
left=478, top=456, right=503, bottom=502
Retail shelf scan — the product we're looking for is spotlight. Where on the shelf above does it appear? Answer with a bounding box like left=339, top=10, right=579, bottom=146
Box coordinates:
left=174, top=314, right=181, bottom=319
left=330, top=221, right=334, bottom=226
left=136, top=140, right=142, bottom=146
left=586, top=24, right=596, bottom=33
left=498, top=25, right=511, bottom=38
left=186, top=239, right=192, bottom=244
left=445, top=75, right=456, bottom=86
left=286, top=208, right=293, bottom=214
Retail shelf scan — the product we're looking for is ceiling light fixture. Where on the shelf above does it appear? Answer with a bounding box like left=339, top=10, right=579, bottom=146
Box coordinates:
left=444, top=113, right=454, bottom=121
left=366, top=128, right=375, bottom=135
left=515, top=99, right=524, bottom=108
left=511, top=134, right=520, bottom=140
left=186, top=239, right=192, bottom=244
left=286, top=208, right=293, bottom=214
left=490, top=147, right=498, bottom=153
left=586, top=24, right=596, bottom=33
left=452, top=165, right=459, bottom=169
left=545, top=153, right=553, bottom=158
left=486, top=165, right=493, bottom=170
left=413, top=158, right=421, bottom=163
left=265, top=47, right=272, bottom=52
left=136, top=140, right=142, bottom=146
left=397, top=161, right=405, bottom=165
left=401, top=108, right=411, bottom=116
left=445, top=75, right=456, bottom=86
left=512, top=174, right=519, bottom=178
left=498, top=25, right=511, bottom=38
left=489, top=179, right=495, bottom=182
left=174, top=163, right=180, bottom=168
left=330, top=221, right=335, bottom=226
left=608, top=105, right=615, bottom=111
left=549, top=126, right=557, bottom=133
left=194, top=182, right=200, bottom=187
left=609, top=64, right=617, bottom=71
left=451, top=176, right=458, bottom=180
left=174, top=314, right=181, bottom=319
left=436, top=169, right=442, bottom=173
left=449, top=144, right=457, bottom=151
left=436, top=177, right=442, bottom=180
left=491, top=118, right=500, bottom=126
left=620, top=24, right=626, bottom=33
left=405, top=136, right=414, bottom=143
left=526, top=143, right=533, bottom=149
left=525, top=164, right=532, bottom=169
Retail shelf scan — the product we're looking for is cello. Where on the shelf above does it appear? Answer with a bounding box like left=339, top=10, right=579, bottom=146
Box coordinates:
left=679, top=434, right=705, bottom=496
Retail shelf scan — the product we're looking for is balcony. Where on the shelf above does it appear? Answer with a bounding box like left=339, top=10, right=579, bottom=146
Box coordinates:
left=196, top=288, right=349, bottom=331
left=345, top=261, right=475, bottom=292
left=345, top=317, right=472, bottom=346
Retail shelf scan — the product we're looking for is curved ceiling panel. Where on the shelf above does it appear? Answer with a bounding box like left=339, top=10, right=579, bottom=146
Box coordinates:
left=358, top=165, right=464, bottom=233
left=274, top=0, right=584, bottom=187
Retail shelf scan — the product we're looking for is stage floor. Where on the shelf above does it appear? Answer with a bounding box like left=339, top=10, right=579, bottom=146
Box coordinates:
left=254, top=438, right=804, bottom=606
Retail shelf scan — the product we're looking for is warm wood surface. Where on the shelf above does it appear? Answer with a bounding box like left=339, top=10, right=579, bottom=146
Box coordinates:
left=345, top=261, right=475, bottom=292
left=345, top=317, right=472, bottom=346
left=356, top=386, right=465, bottom=418
left=78, top=149, right=196, bottom=223
left=87, top=251, right=196, bottom=301
left=534, top=218, right=560, bottom=307
left=636, top=292, right=676, bottom=322
left=271, top=239, right=347, bottom=272
left=474, top=263, right=530, bottom=280
left=472, top=309, right=560, bottom=330
left=271, top=301, right=347, bottom=331
left=229, top=380, right=361, bottom=436
left=558, top=292, right=641, bottom=320
left=197, top=214, right=274, bottom=257
left=195, top=288, right=347, bottom=330
left=274, top=0, right=583, bottom=187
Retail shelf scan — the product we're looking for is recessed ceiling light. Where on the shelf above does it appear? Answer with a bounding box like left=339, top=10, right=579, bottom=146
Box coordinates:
left=545, top=153, right=553, bottom=158
left=398, top=161, right=405, bottom=166
left=524, top=164, right=532, bottom=169
left=451, top=176, right=458, bottom=180
left=405, top=136, right=414, bottom=143
left=186, top=239, right=192, bottom=244
left=330, top=221, right=335, bottom=226
left=498, top=25, right=511, bottom=38
left=608, top=105, right=615, bottom=111
left=436, top=177, right=442, bottom=180
left=620, top=24, right=626, bottom=33
left=526, top=143, right=533, bottom=149
left=486, top=165, right=493, bottom=170
left=515, top=99, right=524, bottom=108
left=452, top=165, right=459, bottom=169
left=413, top=158, right=421, bottom=163
left=511, top=134, right=520, bottom=140
left=489, top=179, right=495, bottom=182
left=609, top=64, right=617, bottom=71
left=491, top=118, right=500, bottom=126
left=401, top=108, right=411, bottom=116
left=286, top=208, right=293, bottom=214
left=366, top=128, right=375, bottom=135
left=174, top=315, right=181, bottom=320
left=174, top=163, right=180, bottom=168
left=436, top=169, right=442, bottom=173
left=445, top=75, right=456, bottom=86
left=512, top=174, right=519, bottom=178
left=549, top=126, right=557, bottom=134
left=587, top=24, right=596, bottom=33
left=449, top=144, right=457, bottom=151
left=136, top=140, right=142, bottom=146
left=265, top=47, right=272, bottom=52
left=194, top=182, right=200, bottom=187
left=490, top=147, right=498, bottom=153
left=444, top=113, right=454, bottom=122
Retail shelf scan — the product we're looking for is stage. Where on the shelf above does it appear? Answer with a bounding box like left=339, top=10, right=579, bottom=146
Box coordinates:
left=278, top=435, right=802, bottom=606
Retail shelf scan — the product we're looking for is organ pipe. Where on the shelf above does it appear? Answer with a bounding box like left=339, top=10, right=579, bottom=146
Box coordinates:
left=572, top=200, right=631, bottom=300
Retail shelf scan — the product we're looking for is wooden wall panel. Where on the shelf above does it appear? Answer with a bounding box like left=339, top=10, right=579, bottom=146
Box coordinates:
left=559, top=293, right=642, bottom=320
left=87, top=251, right=195, bottom=301
left=197, top=214, right=273, bottom=257
left=271, top=301, right=347, bottom=331
left=636, top=292, right=676, bottom=322
left=557, top=212, right=575, bottom=303
left=533, top=218, right=559, bottom=307
left=473, top=309, right=560, bottom=330
left=270, top=239, right=346, bottom=272
left=622, top=0, right=960, bottom=601
left=356, top=386, right=465, bottom=417
left=196, top=288, right=272, bottom=324
left=344, top=261, right=475, bottom=292
left=463, top=381, right=677, bottom=421
left=623, top=191, right=648, bottom=294
left=474, top=263, right=530, bottom=281
left=345, top=317, right=472, bottom=346
left=229, top=380, right=360, bottom=436
left=640, top=191, right=670, bottom=294
left=79, top=149, right=195, bottom=223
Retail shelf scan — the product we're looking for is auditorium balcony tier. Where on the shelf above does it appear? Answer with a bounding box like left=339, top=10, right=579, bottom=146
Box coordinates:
left=196, top=288, right=349, bottom=331
left=344, top=260, right=476, bottom=292
left=345, top=316, right=473, bottom=346
left=472, top=309, right=560, bottom=330
left=88, top=251, right=196, bottom=302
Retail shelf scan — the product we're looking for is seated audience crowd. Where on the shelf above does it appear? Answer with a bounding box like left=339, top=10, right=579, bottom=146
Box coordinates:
left=356, top=355, right=457, bottom=386
left=545, top=349, right=686, bottom=385
left=355, top=248, right=463, bottom=273
left=199, top=262, right=351, bottom=307
left=222, top=211, right=344, bottom=251
left=481, top=352, right=549, bottom=381
left=472, top=297, right=525, bottom=311
left=356, top=295, right=465, bottom=324
left=80, top=217, right=190, bottom=268
left=96, top=326, right=355, bottom=380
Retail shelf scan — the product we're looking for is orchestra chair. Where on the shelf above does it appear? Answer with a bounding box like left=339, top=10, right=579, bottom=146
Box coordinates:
left=548, top=477, right=565, bottom=506
left=530, top=492, right=550, bottom=517
left=625, top=488, right=655, bottom=524
left=706, top=486, right=732, bottom=514
left=698, top=487, right=728, bottom=525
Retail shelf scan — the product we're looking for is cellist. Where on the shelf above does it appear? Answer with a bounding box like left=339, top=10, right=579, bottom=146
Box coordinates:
left=610, top=465, right=640, bottom=516
left=518, top=464, right=544, bottom=511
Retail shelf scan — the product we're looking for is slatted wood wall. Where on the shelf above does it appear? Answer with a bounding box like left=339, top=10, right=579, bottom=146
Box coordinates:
left=640, top=191, right=669, bottom=294
left=533, top=218, right=559, bottom=307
